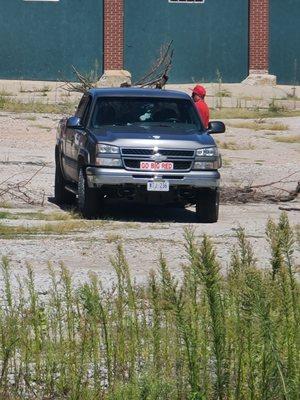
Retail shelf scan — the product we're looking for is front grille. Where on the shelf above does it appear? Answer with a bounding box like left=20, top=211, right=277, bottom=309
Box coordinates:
left=122, top=149, right=152, bottom=155
left=121, top=147, right=194, bottom=172
left=160, top=150, right=194, bottom=157
left=121, top=148, right=194, bottom=157
left=124, top=159, right=192, bottom=171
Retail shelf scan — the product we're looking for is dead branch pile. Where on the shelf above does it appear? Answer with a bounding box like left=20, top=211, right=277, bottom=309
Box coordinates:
left=64, top=41, right=174, bottom=94
left=0, top=166, right=46, bottom=206
left=63, top=66, right=100, bottom=94
left=221, top=171, right=300, bottom=208
left=131, top=41, right=174, bottom=88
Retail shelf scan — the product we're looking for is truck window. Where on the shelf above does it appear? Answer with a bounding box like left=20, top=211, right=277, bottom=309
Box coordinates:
left=91, top=97, right=202, bottom=130
left=75, top=95, right=89, bottom=119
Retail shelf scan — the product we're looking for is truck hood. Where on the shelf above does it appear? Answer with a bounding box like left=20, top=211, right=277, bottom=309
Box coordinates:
left=91, top=125, right=216, bottom=149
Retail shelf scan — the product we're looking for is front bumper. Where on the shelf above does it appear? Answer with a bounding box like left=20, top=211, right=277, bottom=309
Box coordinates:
left=85, top=167, right=220, bottom=189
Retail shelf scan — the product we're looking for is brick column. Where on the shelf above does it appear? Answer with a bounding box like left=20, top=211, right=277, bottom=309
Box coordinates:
left=249, top=0, right=269, bottom=74
left=104, top=0, right=124, bottom=70
left=243, top=0, right=275, bottom=84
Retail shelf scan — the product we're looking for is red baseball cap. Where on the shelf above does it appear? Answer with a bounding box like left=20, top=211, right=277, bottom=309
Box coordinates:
left=191, top=85, right=206, bottom=97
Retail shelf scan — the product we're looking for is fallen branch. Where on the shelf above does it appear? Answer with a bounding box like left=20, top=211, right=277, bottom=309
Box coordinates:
left=230, top=171, right=300, bottom=203
left=221, top=179, right=300, bottom=204
left=0, top=165, right=47, bottom=205
left=245, top=170, right=300, bottom=190
left=279, top=206, right=300, bottom=212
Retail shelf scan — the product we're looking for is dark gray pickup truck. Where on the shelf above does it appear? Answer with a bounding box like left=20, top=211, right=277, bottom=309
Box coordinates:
left=55, top=88, right=225, bottom=221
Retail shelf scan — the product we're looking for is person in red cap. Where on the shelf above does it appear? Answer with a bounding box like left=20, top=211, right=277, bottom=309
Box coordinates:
left=191, top=85, right=210, bottom=129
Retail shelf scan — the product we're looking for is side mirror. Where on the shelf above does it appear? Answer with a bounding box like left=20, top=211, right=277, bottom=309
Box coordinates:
left=66, top=116, right=82, bottom=129
left=207, top=121, right=225, bottom=134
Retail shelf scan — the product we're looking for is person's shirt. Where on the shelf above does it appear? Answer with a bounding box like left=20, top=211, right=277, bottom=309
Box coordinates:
left=195, top=99, right=209, bottom=129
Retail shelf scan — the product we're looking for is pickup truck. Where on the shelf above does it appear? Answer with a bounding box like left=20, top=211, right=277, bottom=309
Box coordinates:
left=55, top=88, right=225, bottom=222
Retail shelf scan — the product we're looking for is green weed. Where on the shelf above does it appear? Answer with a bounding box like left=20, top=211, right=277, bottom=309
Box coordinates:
left=0, top=220, right=85, bottom=237
left=105, top=233, right=123, bottom=243
left=14, top=115, right=37, bottom=121
left=35, top=85, right=51, bottom=93
left=0, top=211, right=10, bottom=219
left=216, top=140, right=255, bottom=150
left=215, top=89, right=231, bottom=97
left=19, top=85, right=51, bottom=94
left=268, top=99, right=284, bottom=113
left=0, top=214, right=299, bottom=399
left=222, top=158, right=232, bottom=167
left=228, top=121, right=289, bottom=131
left=272, top=135, right=300, bottom=144
left=0, top=89, right=13, bottom=97
left=31, top=124, right=52, bottom=131
left=0, top=210, right=80, bottom=221
left=211, top=108, right=300, bottom=119
left=215, top=89, right=231, bottom=98
left=0, top=201, right=12, bottom=209
left=0, top=96, right=76, bottom=114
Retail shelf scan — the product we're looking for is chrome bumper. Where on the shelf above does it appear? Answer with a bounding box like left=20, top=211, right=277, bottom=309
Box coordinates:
left=86, top=167, right=220, bottom=189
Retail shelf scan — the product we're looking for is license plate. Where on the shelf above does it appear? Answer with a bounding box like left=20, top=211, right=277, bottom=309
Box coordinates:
left=140, top=161, right=173, bottom=171
left=147, top=180, right=169, bottom=192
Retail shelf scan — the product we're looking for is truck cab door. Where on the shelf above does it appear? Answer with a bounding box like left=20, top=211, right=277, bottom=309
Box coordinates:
left=62, top=122, right=75, bottom=181
left=70, top=95, right=92, bottom=180
left=64, top=95, right=90, bottom=181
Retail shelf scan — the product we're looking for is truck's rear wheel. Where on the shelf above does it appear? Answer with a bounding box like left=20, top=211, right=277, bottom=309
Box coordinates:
left=196, top=189, right=219, bottom=223
left=54, top=155, right=76, bottom=205
left=78, top=168, right=101, bottom=219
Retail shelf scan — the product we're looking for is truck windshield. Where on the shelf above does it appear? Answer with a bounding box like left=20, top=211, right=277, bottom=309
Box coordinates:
left=91, top=97, right=202, bottom=130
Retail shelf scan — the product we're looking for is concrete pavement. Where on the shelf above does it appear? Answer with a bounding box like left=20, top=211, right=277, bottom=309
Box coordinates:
left=1, top=79, right=300, bottom=110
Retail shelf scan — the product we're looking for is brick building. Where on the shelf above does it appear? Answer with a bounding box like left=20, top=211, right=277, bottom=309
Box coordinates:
left=0, top=0, right=299, bottom=84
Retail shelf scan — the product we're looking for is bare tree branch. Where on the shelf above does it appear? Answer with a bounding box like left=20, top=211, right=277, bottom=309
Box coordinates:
left=221, top=172, right=300, bottom=204
left=63, top=65, right=99, bottom=94
left=133, top=41, right=174, bottom=88
left=279, top=206, right=300, bottom=212
left=62, top=41, right=174, bottom=93
left=0, top=166, right=47, bottom=205
left=245, top=170, right=300, bottom=190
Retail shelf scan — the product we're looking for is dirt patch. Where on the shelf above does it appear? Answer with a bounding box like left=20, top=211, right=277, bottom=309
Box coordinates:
left=0, top=111, right=299, bottom=290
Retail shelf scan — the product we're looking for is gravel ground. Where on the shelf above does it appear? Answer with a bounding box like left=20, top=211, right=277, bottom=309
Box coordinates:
left=0, top=111, right=299, bottom=290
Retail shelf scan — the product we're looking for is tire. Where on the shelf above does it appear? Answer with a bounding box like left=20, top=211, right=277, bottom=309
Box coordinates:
left=196, top=189, right=219, bottom=223
left=54, top=155, right=76, bottom=205
left=78, top=168, right=100, bottom=219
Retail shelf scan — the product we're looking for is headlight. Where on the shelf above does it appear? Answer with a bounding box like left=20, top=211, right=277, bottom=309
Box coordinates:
left=95, top=158, right=122, bottom=167
left=193, top=161, right=219, bottom=170
left=196, top=147, right=218, bottom=157
left=97, top=144, right=119, bottom=154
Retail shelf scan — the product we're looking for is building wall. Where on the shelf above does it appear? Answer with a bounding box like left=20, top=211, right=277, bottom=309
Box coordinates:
left=0, top=0, right=103, bottom=81
left=0, top=1, right=299, bottom=84
left=269, top=0, right=300, bottom=84
left=124, top=0, right=249, bottom=83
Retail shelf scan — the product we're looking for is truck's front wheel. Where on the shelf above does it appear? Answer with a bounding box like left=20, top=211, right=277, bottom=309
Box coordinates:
left=78, top=168, right=101, bottom=219
left=196, top=189, right=219, bottom=223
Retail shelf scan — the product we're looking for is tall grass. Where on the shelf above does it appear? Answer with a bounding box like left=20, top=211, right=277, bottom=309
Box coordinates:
left=0, top=213, right=299, bottom=399
left=0, top=95, right=76, bottom=114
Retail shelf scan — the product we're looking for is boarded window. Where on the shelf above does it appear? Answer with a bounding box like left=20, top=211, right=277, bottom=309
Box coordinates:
left=169, top=0, right=205, bottom=3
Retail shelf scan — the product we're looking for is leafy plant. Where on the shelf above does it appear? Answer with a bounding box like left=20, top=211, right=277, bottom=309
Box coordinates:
left=0, top=214, right=299, bottom=399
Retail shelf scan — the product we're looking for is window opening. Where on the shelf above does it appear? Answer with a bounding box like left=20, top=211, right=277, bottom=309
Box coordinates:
left=169, top=0, right=205, bottom=4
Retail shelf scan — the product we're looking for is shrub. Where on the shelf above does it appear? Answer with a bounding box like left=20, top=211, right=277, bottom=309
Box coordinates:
left=0, top=214, right=299, bottom=399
